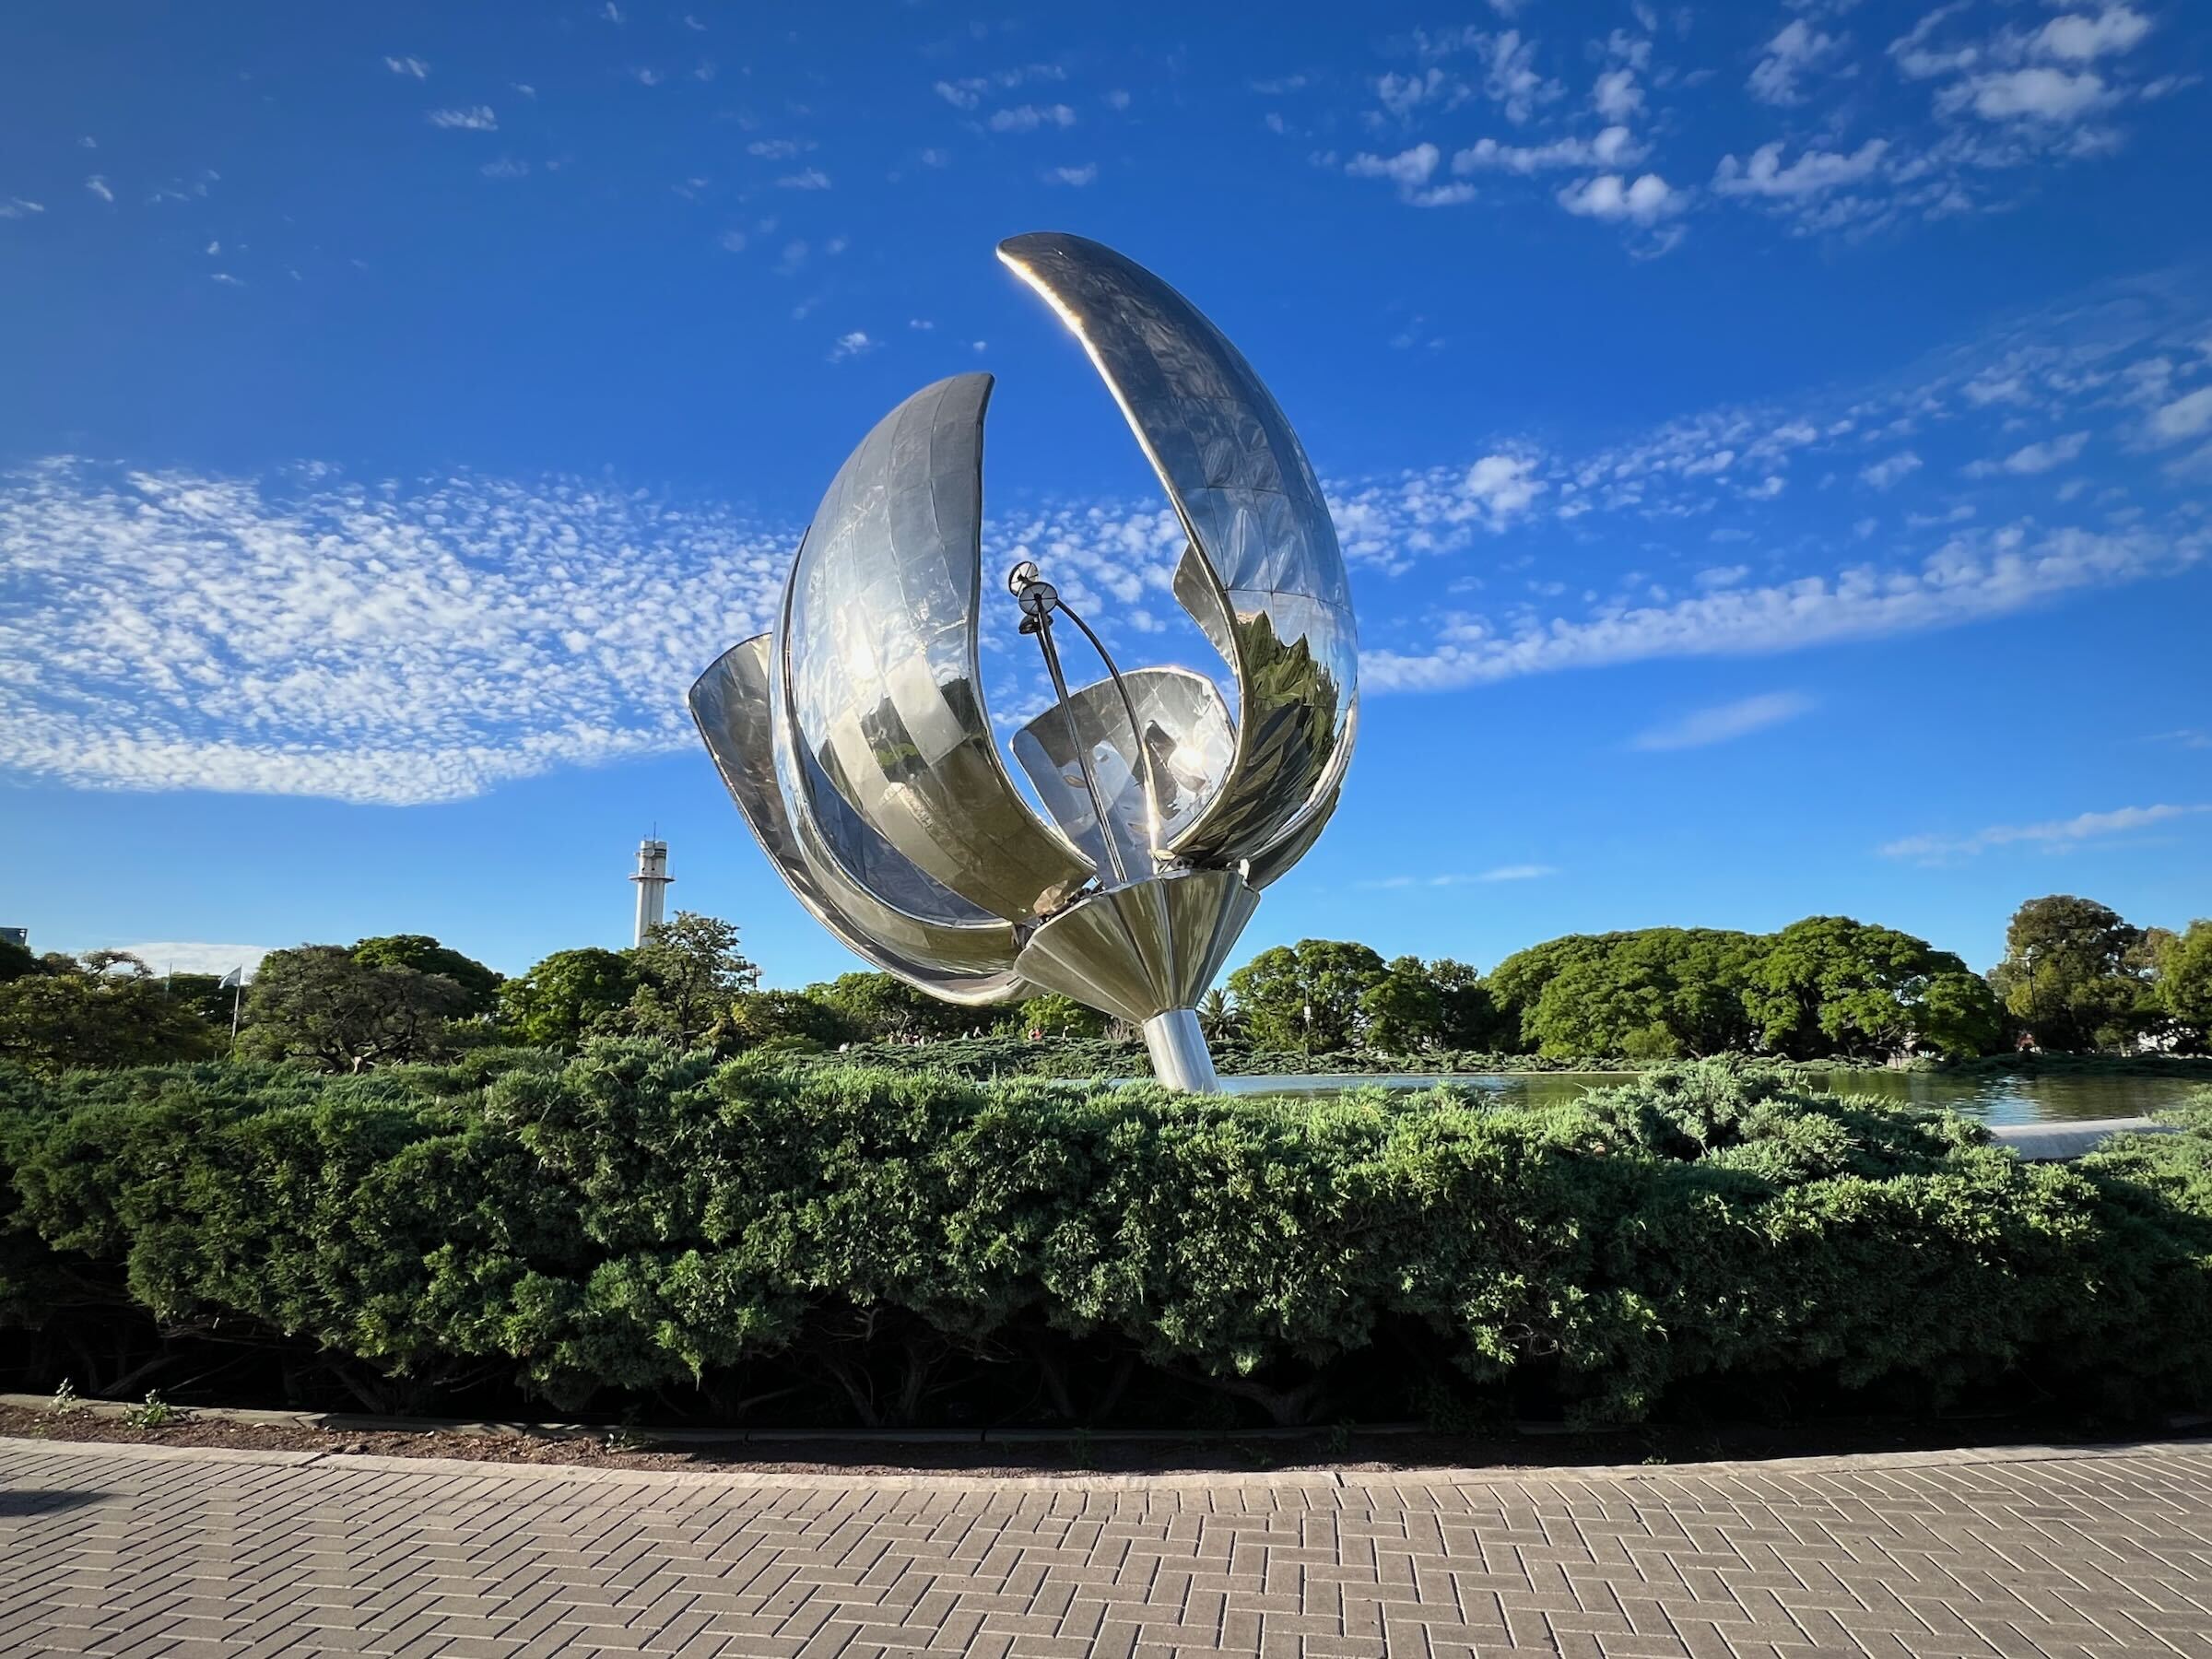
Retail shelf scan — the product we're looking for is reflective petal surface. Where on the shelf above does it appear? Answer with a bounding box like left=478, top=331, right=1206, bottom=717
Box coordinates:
left=1013, top=868, right=1261, bottom=1029
left=782, top=373, right=1093, bottom=923
left=997, top=233, right=1359, bottom=874
left=1010, top=666, right=1234, bottom=880
left=690, top=634, right=1027, bottom=1002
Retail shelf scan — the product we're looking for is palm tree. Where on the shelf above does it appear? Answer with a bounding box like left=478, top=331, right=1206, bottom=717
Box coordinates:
left=1196, top=986, right=1241, bottom=1043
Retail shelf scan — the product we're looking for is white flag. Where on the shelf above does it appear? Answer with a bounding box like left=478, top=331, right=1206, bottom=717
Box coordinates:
left=218, top=967, right=242, bottom=990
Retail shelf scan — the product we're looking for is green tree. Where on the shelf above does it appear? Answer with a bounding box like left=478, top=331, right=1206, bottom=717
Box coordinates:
left=1194, top=986, right=1241, bottom=1044
left=1226, top=939, right=1387, bottom=1053
left=1428, top=958, right=1503, bottom=1051
left=1499, top=929, right=1762, bottom=1058
left=0, top=937, right=42, bottom=983
left=238, top=945, right=474, bottom=1072
left=727, top=988, right=853, bottom=1048
left=352, top=934, right=503, bottom=1017
left=814, top=971, right=971, bottom=1041
left=499, top=947, right=641, bottom=1047
left=160, top=971, right=241, bottom=1030
left=0, top=952, right=219, bottom=1076
left=1017, top=993, right=1106, bottom=1038
left=1989, top=895, right=2149, bottom=1052
left=1359, top=956, right=1445, bottom=1053
left=621, top=912, right=759, bottom=1047
left=2158, top=920, right=2212, bottom=1051
left=1747, top=916, right=2002, bottom=1061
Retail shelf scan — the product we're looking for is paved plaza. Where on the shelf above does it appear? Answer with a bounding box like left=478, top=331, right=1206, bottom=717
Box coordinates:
left=3, top=1436, right=2209, bottom=1658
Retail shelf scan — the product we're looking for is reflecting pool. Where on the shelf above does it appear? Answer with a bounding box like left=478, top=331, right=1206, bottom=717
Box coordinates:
left=1216, top=1068, right=2208, bottom=1127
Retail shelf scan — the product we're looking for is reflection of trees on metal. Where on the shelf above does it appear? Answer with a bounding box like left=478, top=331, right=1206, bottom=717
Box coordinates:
left=689, top=232, right=1358, bottom=1090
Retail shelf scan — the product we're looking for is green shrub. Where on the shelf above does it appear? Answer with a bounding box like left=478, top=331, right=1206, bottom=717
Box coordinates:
left=2, top=1048, right=2207, bottom=1430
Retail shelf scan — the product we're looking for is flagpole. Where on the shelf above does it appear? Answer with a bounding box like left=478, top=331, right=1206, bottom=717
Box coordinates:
left=229, top=971, right=243, bottom=1048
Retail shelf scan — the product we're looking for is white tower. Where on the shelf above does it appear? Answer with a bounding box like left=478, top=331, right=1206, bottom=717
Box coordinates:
left=630, top=839, right=672, bottom=947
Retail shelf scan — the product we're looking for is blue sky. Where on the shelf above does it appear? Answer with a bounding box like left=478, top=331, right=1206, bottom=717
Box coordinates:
left=2, top=0, right=2207, bottom=987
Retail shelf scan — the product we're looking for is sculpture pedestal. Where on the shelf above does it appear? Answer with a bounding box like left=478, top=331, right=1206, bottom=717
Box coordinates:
left=1141, top=1007, right=1219, bottom=1093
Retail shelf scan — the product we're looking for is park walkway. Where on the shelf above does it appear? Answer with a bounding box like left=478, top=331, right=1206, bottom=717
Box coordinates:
left=3, top=1436, right=2210, bottom=1657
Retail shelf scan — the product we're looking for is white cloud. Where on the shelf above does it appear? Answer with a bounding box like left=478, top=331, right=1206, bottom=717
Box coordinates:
left=1749, top=20, right=1842, bottom=106
left=1712, top=140, right=1888, bottom=198
left=1891, top=6, right=1982, bottom=80
left=0, top=459, right=794, bottom=806
left=1860, top=451, right=1924, bottom=489
left=935, top=64, right=1066, bottom=111
left=2035, top=7, right=2151, bottom=64
left=1462, top=454, right=1546, bottom=523
left=1964, top=430, right=2089, bottom=477
left=428, top=106, right=498, bottom=131
left=1556, top=171, right=1683, bottom=226
left=1632, top=691, right=1814, bottom=751
left=1882, top=803, right=2207, bottom=861
left=747, top=138, right=814, bottom=159
left=85, top=175, right=113, bottom=203
left=1043, top=163, right=1098, bottom=187
left=1592, top=67, right=1643, bottom=122
left=776, top=168, right=831, bottom=190
left=1347, top=144, right=1440, bottom=188
left=1356, top=864, right=1559, bottom=889
left=827, top=330, right=877, bottom=361
left=110, top=943, right=272, bottom=980
left=1361, top=523, right=2203, bottom=692
left=717, top=229, right=747, bottom=253
left=480, top=157, right=529, bottom=181
left=2149, top=387, right=2212, bottom=443
left=1345, top=143, right=1478, bottom=206
left=1375, top=68, right=1451, bottom=120
left=987, top=103, right=1076, bottom=133
left=1, top=198, right=47, bottom=218
left=1476, top=30, right=1563, bottom=124
left=1958, top=66, right=2109, bottom=121
left=1453, top=127, right=1642, bottom=174
left=385, top=55, right=429, bottom=78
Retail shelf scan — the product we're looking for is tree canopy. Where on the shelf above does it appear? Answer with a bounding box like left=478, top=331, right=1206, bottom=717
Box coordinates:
left=239, top=946, right=475, bottom=1073
left=0, top=952, right=218, bottom=1076
left=620, top=912, right=759, bottom=1046
left=1989, top=895, right=2153, bottom=1052
left=352, top=934, right=503, bottom=1016
left=498, top=947, right=639, bottom=1047
left=1226, top=939, right=1387, bottom=1053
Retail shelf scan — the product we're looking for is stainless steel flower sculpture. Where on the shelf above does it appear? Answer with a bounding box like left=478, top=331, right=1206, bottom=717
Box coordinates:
left=688, top=232, right=1357, bottom=1089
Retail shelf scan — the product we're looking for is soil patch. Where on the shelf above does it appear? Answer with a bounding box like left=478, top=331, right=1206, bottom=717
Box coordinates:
left=3, top=1403, right=2194, bottom=1480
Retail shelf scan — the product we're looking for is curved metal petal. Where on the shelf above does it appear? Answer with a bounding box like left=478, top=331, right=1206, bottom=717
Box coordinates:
left=689, top=634, right=1027, bottom=1004
left=1010, top=666, right=1233, bottom=882
left=996, top=232, right=1359, bottom=875
left=780, top=372, right=1093, bottom=924
left=1013, top=868, right=1261, bottom=1028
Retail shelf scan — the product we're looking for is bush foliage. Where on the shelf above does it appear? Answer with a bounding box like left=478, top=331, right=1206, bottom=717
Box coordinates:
left=4, top=1049, right=2209, bottom=1430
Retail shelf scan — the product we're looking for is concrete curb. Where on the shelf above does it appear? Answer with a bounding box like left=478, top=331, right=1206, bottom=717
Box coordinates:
left=5, top=1431, right=2205, bottom=1495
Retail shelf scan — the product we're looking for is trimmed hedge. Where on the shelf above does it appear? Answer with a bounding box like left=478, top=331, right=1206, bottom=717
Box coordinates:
left=2, top=1049, right=2208, bottom=1428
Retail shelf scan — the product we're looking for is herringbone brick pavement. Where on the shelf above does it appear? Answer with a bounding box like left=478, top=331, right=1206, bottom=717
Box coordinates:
left=3, top=1437, right=2209, bottom=1657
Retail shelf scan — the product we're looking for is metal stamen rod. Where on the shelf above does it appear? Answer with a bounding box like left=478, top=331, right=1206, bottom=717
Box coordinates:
left=1012, top=563, right=1131, bottom=887
left=1053, top=598, right=1165, bottom=863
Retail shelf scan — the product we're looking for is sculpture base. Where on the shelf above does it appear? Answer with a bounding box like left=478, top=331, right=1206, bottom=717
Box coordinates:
left=1141, top=1007, right=1219, bottom=1093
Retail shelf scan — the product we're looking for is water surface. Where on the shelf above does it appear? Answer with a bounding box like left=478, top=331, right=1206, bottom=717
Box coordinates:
left=1217, top=1068, right=2207, bottom=1128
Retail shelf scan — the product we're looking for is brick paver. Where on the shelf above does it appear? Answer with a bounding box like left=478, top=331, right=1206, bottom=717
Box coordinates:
left=4, top=1437, right=2209, bottom=1657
